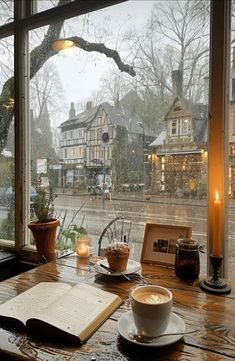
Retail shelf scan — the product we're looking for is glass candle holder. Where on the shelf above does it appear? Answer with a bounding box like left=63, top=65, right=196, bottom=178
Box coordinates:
left=76, top=236, right=92, bottom=258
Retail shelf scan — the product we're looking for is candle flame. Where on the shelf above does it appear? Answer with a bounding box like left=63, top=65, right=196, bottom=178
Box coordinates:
left=215, top=191, right=220, bottom=201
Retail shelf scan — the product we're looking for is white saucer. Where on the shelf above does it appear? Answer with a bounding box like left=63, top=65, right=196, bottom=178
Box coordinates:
left=94, top=259, right=141, bottom=276
left=118, top=311, right=186, bottom=347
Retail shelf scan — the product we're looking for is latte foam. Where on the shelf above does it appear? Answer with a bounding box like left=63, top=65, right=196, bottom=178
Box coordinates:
left=134, top=290, right=170, bottom=304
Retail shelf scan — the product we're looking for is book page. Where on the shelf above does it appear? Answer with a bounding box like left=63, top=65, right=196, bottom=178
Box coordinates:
left=0, top=282, right=71, bottom=325
left=30, top=283, right=122, bottom=341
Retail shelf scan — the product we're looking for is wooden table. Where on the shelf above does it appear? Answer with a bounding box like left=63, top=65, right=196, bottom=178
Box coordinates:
left=0, top=254, right=234, bottom=360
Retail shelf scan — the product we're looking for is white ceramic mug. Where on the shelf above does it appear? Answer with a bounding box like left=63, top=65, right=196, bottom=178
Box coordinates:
left=130, top=285, right=173, bottom=337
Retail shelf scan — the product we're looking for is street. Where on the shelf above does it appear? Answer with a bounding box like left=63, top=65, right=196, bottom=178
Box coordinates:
left=54, top=190, right=235, bottom=279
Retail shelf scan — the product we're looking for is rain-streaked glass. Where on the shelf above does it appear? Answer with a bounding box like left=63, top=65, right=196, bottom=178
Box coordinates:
left=0, top=35, right=15, bottom=242
left=28, top=1, right=210, bottom=275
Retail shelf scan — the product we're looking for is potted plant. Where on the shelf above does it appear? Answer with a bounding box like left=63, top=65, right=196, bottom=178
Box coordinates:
left=28, top=182, right=59, bottom=263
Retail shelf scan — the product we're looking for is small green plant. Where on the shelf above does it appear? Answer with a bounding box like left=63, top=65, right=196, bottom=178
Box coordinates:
left=32, top=181, right=56, bottom=223
left=58, top=225, right=88, bottom=251
left=56, top=204, right=88, bottom=252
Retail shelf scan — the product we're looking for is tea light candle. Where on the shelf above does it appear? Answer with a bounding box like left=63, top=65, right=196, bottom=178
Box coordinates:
left=213, top=191, right=221, bottom=257
left=76, top=237, right=91, bottom=258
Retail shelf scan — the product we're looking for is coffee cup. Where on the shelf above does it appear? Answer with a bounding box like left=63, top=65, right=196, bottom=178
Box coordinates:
left=130, top=285, right=172, bottom=337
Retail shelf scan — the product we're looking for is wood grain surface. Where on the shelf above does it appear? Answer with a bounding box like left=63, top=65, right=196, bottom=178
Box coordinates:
left=0, top=255, right=234, bottom=360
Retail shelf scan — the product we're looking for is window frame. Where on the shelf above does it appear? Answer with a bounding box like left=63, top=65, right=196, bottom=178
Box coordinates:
left=0, top=0, right=231, bottom=276
left=180, top=118, right=189, bottom=135
left=170, top=119, right=178, bottom=136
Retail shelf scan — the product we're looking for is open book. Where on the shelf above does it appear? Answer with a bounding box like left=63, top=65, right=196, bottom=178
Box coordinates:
left=0, top=282, right=122, bottom=344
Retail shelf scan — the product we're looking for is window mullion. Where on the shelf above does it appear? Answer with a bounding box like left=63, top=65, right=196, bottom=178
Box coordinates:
left=208, top=0, right=231, bottom=277
left=17, top=0, right=126, bottom=31
left=14, top=0, right=30, bottom=252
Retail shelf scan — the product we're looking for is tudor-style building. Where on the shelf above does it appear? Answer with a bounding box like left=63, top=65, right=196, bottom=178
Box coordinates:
left=59, top=102, right=97, bottom=187
left=59, top=96, right=155, bottom=189
left=149, top=71, right=208, bottom=197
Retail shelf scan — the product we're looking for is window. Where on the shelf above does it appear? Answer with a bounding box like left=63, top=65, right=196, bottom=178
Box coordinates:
left=1, top=0, right=233, bottom=279
left=180, top=119, right=189, bottom=135
left=97, top=128, right=102, bottom=140
left=0, top=1, right=14, bottom=26
left=78, top=147, right=84, bottom=158
left=90, top=129, right=95, bottom=141
left=78, top=129, right=84, bottom=138
left=89, top=147, right=94, bottom=162
left=32, top=0, right=60, bottom=13
left=108, top=125, right=113, bottom=138
left=170, top=120, right=178, bottom=136
left=0, top=35, right=14, bottom=242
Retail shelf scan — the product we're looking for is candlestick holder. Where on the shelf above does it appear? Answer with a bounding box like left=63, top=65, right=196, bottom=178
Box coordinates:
left=199, top=255, right=231, bottom=294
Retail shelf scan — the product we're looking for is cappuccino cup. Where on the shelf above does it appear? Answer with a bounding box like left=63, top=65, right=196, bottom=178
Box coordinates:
left=130, top=285, right=172, bottom=337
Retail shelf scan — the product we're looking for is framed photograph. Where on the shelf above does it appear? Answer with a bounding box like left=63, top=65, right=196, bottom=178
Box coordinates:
left=140, top=223, right=192, bottom=267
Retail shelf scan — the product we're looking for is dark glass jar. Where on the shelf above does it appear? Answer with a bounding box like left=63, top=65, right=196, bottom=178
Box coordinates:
left=175, top=239, right=200, bottom=280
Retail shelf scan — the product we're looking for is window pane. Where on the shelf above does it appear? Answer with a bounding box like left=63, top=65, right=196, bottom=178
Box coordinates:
left=0, top=35, right=15, bottom=242
left=0, top=0, right=14, bottom=26
left=32, top=0, right=75, bottom=13
left=32, top=0, right=59, bottom=13
left=28, top=0, right=209, bottom=275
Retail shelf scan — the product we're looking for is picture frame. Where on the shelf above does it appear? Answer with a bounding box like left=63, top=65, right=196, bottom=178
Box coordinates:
left=140, top=223, right=192, bottom=267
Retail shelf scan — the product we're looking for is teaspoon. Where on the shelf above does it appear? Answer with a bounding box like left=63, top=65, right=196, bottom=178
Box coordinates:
left=129, top=329, right=199, bottom=343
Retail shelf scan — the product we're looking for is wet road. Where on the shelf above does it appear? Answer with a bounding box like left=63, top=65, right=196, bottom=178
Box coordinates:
left=54, top=193, right=207, bottom=260
left=55, top=192, right=207, bottom=240
left=54, top=191, right=235, bottom=279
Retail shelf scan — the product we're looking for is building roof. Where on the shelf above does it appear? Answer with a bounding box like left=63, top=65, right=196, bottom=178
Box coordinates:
left=60, top=100, right=155, bottom=137
left=59, top=106, right=99, bottom=129
left=149, top=95, right=208, bottom=148
left=156, top=149, right=203, bottom=156
left=102, top=102, right=154, bottom=136
left=149, top=130, right=166, bottom=147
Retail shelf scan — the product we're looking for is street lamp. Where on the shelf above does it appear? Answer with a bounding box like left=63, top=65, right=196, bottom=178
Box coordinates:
left=52, top=39, right=75, bottom=51
left=136, top=121, right=146, bottom=189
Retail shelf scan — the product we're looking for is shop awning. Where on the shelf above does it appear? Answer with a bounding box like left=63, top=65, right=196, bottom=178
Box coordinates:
left=156, top=149, right=203, bottom=156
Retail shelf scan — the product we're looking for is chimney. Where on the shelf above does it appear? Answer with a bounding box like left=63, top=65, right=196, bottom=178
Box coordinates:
left=172, top=70, right=183, bottom=98
left=86, top=101, right=92, bottom=111
left=69, top=102, right=75, bottom=118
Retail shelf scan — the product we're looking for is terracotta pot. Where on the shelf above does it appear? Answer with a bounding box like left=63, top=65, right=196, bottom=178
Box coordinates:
left=28, top=219, right=60, bottom=263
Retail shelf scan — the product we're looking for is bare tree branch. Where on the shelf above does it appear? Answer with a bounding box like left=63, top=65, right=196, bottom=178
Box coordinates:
left=0, top=0, right=136, bottom=153
left=56, top=36, right=136, bottom=77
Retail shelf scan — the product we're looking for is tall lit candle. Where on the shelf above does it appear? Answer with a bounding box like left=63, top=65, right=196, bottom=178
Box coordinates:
left=213, top=191, right=221, bottom=257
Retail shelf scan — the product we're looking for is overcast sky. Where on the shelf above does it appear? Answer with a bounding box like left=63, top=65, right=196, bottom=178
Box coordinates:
left=51, top=1, right=155, bottom=106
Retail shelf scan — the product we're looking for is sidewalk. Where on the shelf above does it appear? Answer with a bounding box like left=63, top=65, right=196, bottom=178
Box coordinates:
left=56, top=187, right=209, bottom=207
left=56, top=188, right=235, bottom=208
